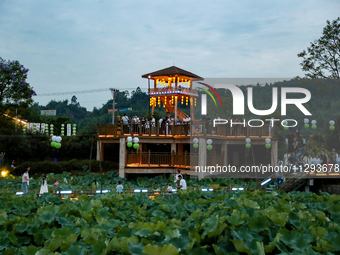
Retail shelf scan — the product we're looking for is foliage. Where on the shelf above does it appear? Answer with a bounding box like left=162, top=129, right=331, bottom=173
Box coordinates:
left=0, top=57, right=36, bottom=115
left=0, top=190, right=340, bottom=254
left=297, top=17, right=340, bottom=79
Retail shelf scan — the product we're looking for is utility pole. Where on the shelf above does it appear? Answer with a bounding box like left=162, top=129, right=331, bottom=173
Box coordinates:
left=110, top=88, right=116, bottom=124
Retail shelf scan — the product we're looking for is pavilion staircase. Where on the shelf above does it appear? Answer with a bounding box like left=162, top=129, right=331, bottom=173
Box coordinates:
left=160, top=97, right=189, bottom=120
left=264, top=171, right=308, bottom=192
left=279, top=172, right=308, bottom=192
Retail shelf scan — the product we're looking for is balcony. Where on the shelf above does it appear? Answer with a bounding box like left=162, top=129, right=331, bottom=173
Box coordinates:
left=97, top=121, right=273, bottom=138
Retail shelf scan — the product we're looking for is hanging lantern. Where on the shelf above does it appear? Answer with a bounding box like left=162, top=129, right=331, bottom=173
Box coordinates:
left=156, top=79, right=159, bottom=85
left=194, top=98, right=196, bottom=106
left=165, top=96, right=167, bottom=104
left=188, top=80, right=190, bottom=86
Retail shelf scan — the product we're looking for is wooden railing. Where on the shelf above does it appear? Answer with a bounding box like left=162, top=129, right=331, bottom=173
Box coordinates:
left=98, top=121, right=273, bottom=138
left=126, top=152, right=227, bottom=167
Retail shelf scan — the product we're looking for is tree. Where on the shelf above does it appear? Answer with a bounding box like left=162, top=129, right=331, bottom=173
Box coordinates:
left=298, top=17, right=340, bottom=79
left=0, top=58, right=36, bottom=114
left=71, top=95, right=78, bottom=105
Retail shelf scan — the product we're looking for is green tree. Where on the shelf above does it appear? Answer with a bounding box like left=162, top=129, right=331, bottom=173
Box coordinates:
left=298, top=17, right=340, bottom=79
left=0, top=57, right=36, bottom=114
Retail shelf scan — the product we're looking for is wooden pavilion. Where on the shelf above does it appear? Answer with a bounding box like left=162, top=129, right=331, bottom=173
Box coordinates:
left=142, top=66, right=203, bottom=120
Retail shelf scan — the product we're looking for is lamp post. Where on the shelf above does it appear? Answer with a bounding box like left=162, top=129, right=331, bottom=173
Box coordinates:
left=148, top=76, right=151, bottom=118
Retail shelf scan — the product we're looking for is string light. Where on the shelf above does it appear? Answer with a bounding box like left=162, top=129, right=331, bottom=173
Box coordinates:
left=165, top=96, right=167, bottom=105
left=194, top=98, right=196, bottom=106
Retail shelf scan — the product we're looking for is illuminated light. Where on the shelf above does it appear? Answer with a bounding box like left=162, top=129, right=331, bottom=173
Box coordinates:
left=201, top=188, right=208, bottom=192
left=1, top=170, right=9, bottom=178
left=96, top=190, right=110, bottom=193
left=142, top=189, right=148, bottom=193
left=134, top=189, right=141, bottom=193
left=16, top=192, right=24, bottom=195
left=261, top=178, right=272, bottom=186
left=57, top=190, right=73, bottom=194
left=209, top=188, right=214, bottom=191
left=232, top=187, right=244, bottom=191
left=329, top=173, right=340, bottom=176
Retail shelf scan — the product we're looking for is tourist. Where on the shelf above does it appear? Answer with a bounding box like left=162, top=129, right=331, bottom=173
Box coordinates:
left=167, top=183, right=173, bottom=193
left=22, top=166, right=32, bottom=194
left=305, top=154, right=313, bottom=165
left=151, top=115, right=156, bottom=133
left=330, top=149, right=337, bottom=165
left=11, top=160, right=16, bottom=169
left=122, top=113, right=129, bottom=134
left=39, top=175, right=49, bottom=195
left=177, top=175, right=187, bottom=190
left=336, top=150, right=340, bottom=166
left=321, top=150, right=328, bottom=164
left=297, top=154, right=305, bottom=167
left=276, top=160, right=284, bottom=185
left=288, top=152, right=297, bottom=166
left=313, top=154, right=321, bottom=165
left=145, top=119, right=150, bottom=134
left=0, top=152, right=5, bottom=167
left=283, top=152, right=290, bottom=167
left=116, top=181, right=123, bottom=194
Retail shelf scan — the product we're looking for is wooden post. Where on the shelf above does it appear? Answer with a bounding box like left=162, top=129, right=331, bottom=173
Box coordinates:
left=130, top=186, right=133, bottom=193
left=184, top=150, right=187, bottom=166
left=148, top=150, right=151, bottom=167
left=175, top=96, right=178, bottom=122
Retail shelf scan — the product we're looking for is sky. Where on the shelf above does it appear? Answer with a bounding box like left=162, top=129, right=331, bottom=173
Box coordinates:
left=0, top=0, right=339, bottom=111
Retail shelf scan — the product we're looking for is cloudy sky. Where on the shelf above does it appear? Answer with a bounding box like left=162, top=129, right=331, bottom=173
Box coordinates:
left=0, top=0, right=339, bottom=110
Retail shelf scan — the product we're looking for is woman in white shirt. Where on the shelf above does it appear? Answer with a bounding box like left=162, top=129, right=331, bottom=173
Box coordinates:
left=306, top=154, right=313, bottom=165
left=283, top=153, right=290, bottom=167
left=313, top=155, right=321, bottom=165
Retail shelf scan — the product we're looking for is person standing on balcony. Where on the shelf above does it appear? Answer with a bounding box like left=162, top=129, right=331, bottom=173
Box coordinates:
left=159, top=116, right=164, bottom=134
left=122, top=113, right=129, bottom=134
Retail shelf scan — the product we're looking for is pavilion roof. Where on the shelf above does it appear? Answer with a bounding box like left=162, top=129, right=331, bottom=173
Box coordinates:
left=142, top=66, right=203, bottom=80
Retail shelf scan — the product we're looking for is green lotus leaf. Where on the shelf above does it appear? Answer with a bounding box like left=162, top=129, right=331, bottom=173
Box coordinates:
left=80, top=211, right=93, bottom=223
left=229, top=210, right=248, bottom=226
left=90, top=199, right=103, bottom=210
left=135, top=229, right=152, bottom=238
left=129, top=243, right=144, bottom=255
left=330, top=234, right=340, bottom=251
left=17, top=235, right=32, bottom=246
left=280, top=229, right=311, bottom=251
left=248, top=216, right=271, bottom=232
left=142, top=243, right=178, bottom=255
left=63, top=245, right=86, bottom=255
left=39, top=211, right=57, bottom=224
left=21, top=245, right=40, bottom=255
left=16, top=220, right=30, bottom=233
left=117, top=227, right=135, bottom=238
left=231, top=239, right=251, bottom=255
left=309, top=226, right=328, bottom=238
left=93, top=239, right=106, bottom=254
left=34, top=232, right=44, bottom=246
left=328, top=204, right=340, bottom=214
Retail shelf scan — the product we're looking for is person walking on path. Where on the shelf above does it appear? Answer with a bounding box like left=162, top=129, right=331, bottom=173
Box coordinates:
left=22, top=166, right=32, bottom=194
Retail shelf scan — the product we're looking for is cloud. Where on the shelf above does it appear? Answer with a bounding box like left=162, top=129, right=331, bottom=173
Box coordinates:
left=0, top=0, right=339, bottom=110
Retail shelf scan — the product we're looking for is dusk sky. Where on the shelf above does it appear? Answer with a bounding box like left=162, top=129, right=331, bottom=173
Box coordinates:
left=1, top=0, right=339, bottom=110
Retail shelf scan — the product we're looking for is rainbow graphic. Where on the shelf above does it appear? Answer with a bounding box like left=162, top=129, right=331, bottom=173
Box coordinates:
left=197, top=82, right=222, bottom=106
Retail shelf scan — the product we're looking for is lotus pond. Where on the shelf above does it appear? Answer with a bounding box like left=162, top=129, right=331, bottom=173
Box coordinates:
left=1, top=188, right=340, bottom=254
